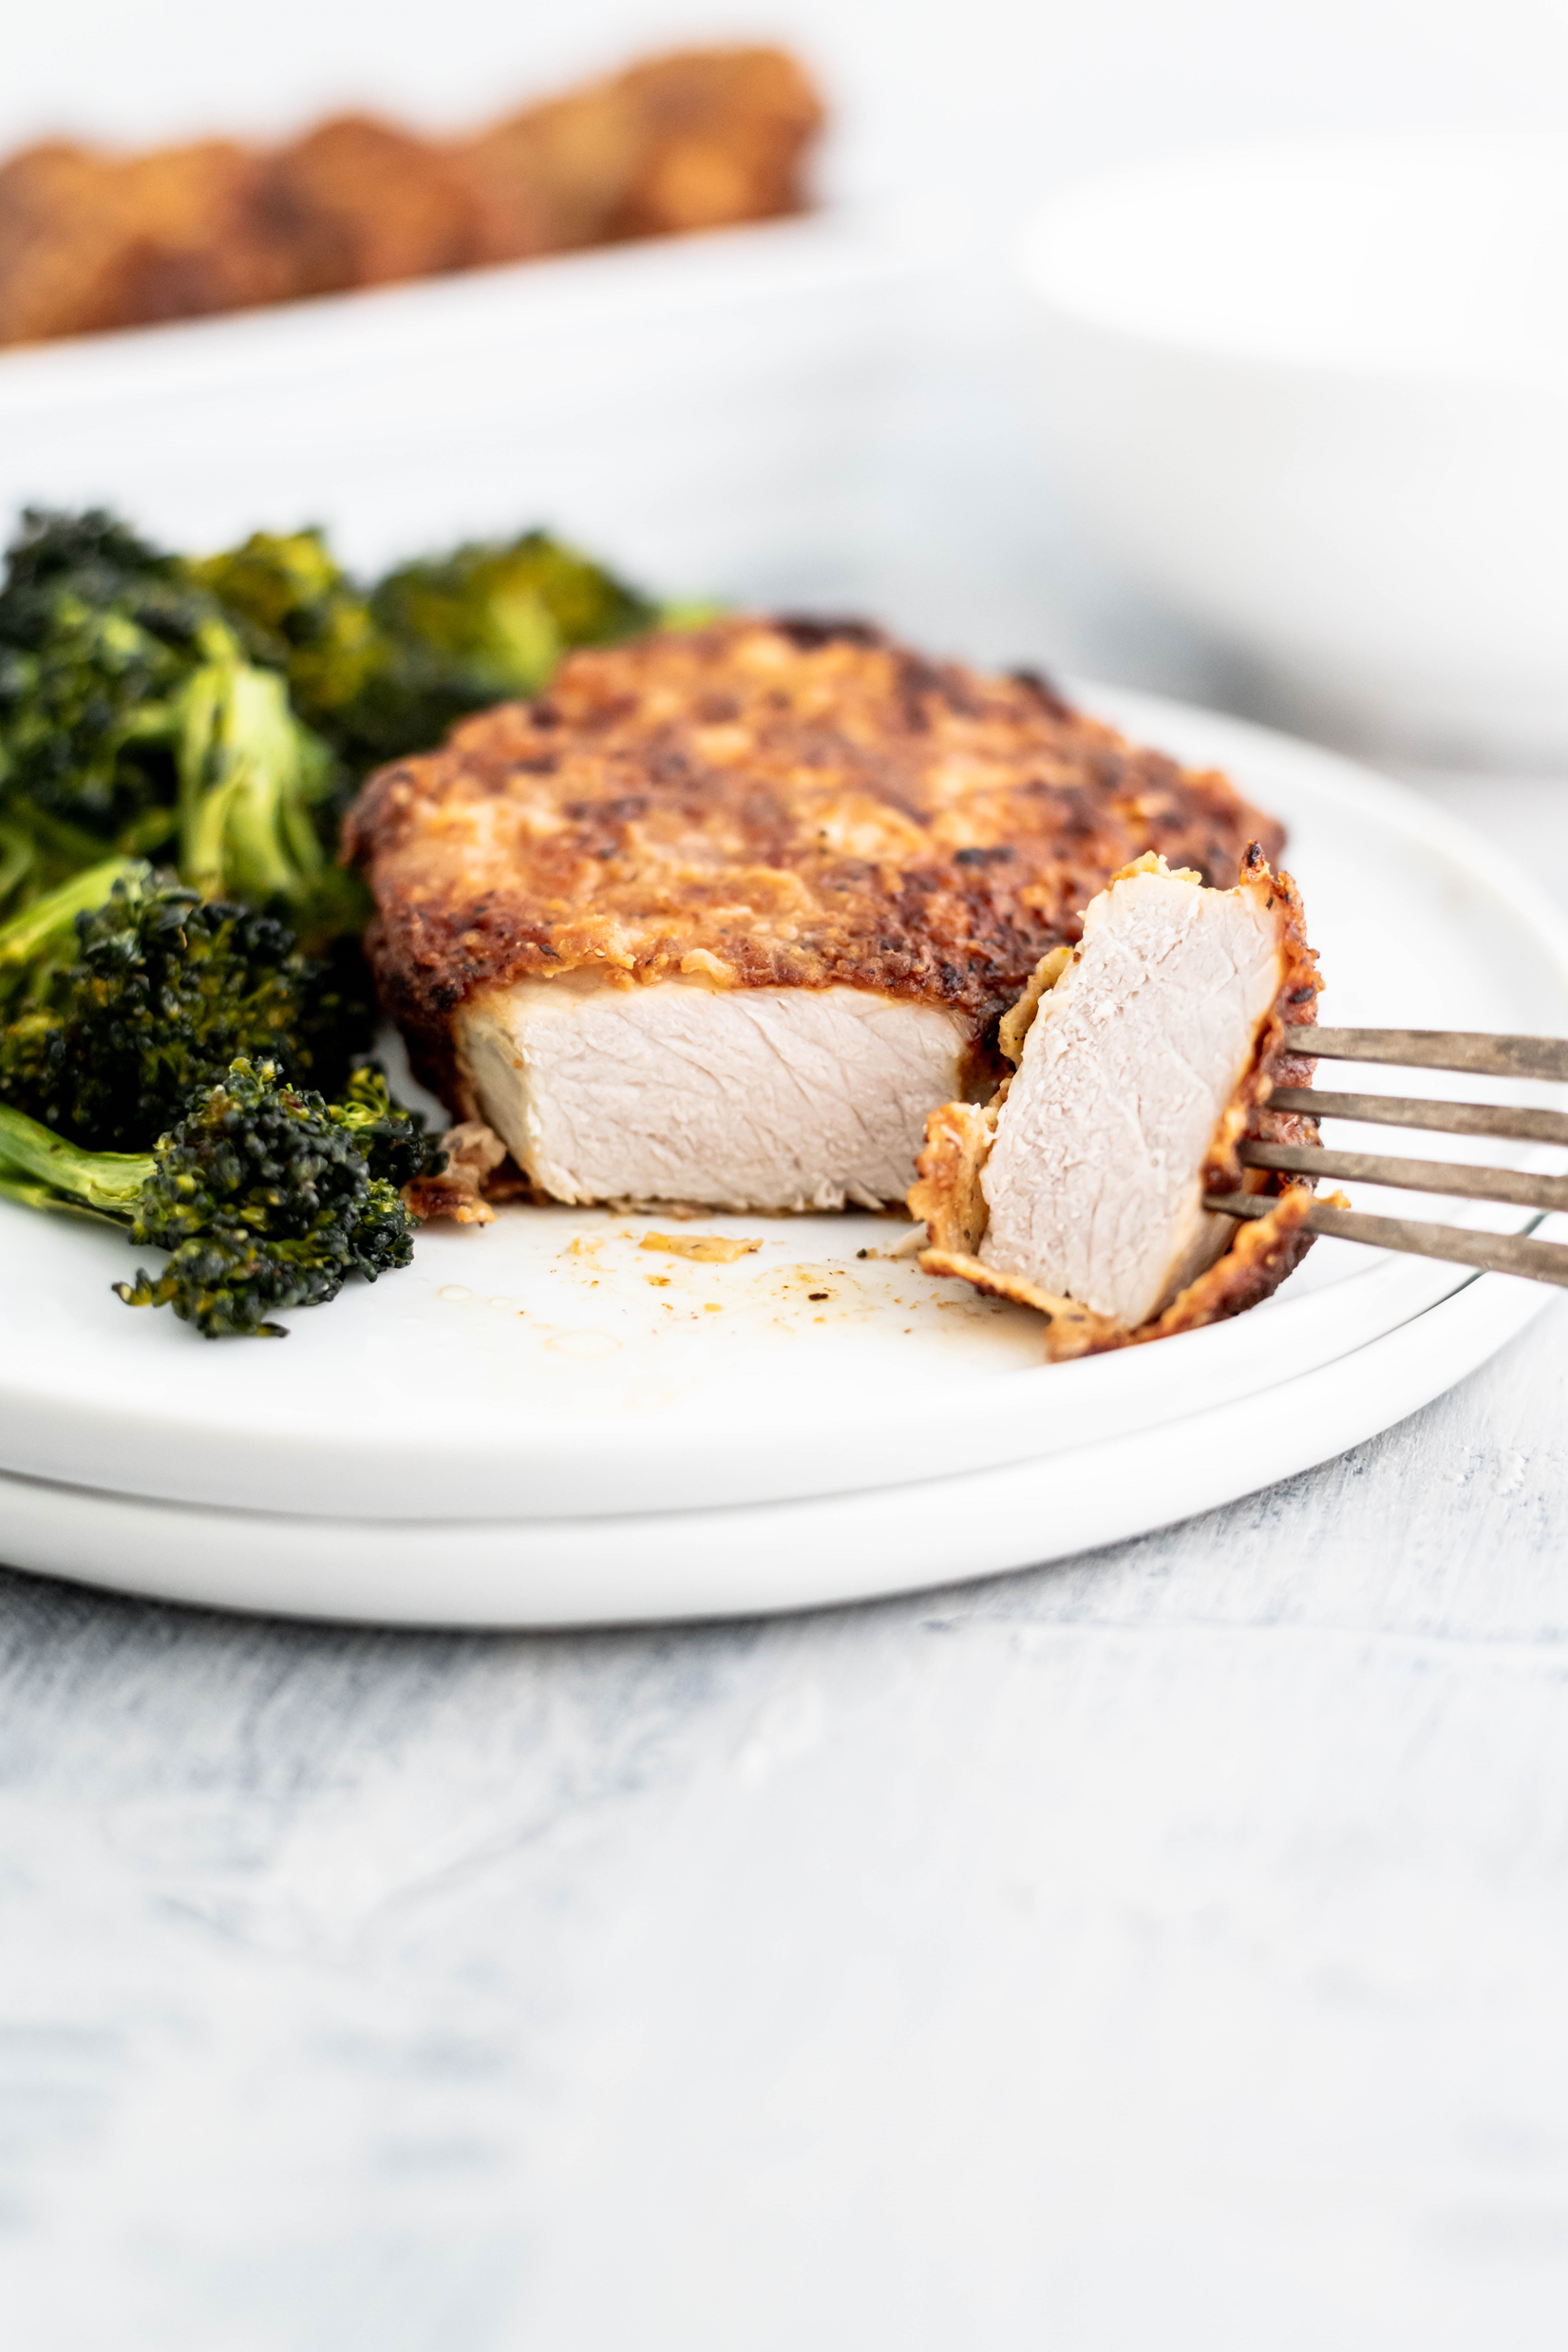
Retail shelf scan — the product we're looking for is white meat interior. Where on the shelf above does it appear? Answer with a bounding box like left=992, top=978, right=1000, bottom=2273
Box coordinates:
left=979, top=867, right=1283, bottom=1325
left=458, top=977, right=973, bottom=1211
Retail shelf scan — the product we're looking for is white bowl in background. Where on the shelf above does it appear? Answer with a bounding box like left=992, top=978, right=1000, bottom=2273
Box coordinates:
left=1016, top=133, right=1568, bottom=764
left=0, top=204, right=938, bottom=598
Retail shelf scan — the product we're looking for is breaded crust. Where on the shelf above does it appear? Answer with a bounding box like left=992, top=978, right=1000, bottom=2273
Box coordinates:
left=918, top=1185, right=1319, bottom=1360
left=909, top=850, right=1323, bottom=1359
left=345, top=617, right=1287, bottom=1111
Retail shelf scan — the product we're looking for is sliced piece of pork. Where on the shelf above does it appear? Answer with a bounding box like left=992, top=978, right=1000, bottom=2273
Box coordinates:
left=984, top=861, right=1283, bottom=1321
left=458, top=976, right=973, bottom=1210
left=911, top=851, right=1322, bottom=1356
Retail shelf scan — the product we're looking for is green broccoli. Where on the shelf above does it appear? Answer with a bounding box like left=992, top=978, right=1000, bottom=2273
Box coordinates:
left=331, top=530, right=656, bottom=772
left=0, top=510, right=665, bottom=932
left=0, top=796, right=141, bottom=925
left=181, top=527, right=380, bottom=729
left=0, top=855, right=144, bottom=1001
left=0, top=866, right=376, bottom=1149
left=182, top=522, right=658, bottom=780
left=328, top=1061, right=437, bottom=1189
left=0, top=510, right=358, bottom=936
left=0, top=507, right=680, bottom=1338
left=0, top=1056, right=420, bottom=1337
left=373, top=530, right=654, bottom=686
left=0, top=510, right=212, bottom=848
left=171, top=621, right=357, bottom=938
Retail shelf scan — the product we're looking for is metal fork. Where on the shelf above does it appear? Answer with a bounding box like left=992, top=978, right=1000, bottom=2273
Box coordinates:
left=1203, top=1028, right=1568, bottom=1288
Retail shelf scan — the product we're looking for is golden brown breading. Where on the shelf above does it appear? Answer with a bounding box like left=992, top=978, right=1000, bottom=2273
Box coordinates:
left=456, top=46, right=823, bottom=261
left=344, top=616, right=1288, bottom=1113
left=256, top=116, right=481, bottom=297
left=599, top=45, right=824, bottom=238
left=910, top=850, right=1323, bottom=1358
left=97, top=142, right=295, bottom=327
left=0, top=143, right=113, bottom=346
left=0, top=138, right=290, bottom=345
left=919, top=1182, right=1318, bottom=1359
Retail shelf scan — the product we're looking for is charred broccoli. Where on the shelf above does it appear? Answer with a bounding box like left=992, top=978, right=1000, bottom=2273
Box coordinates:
left=0, top=799, right=136, bottom=923
left=171, top=621, right=360, bottom=940
left=349, top=529, right=656, bottom=768
left=0, top=866, right=376, bottom=1149
left=0, top=510, right=351, bottom=932
left=0, top=511, right=211, bottom=853
left=0, top=1057, right=420, bottom=1337
left=190, top=522, right=658, bottom=777
left=1, top=509, right=663, bottom=927
left=0, top=856, right=143, bottom=1002
left=182, top=527, right=380, bottom=731
left=0, top=503, right=671, bottom=1337
left=328, top=1062, right=436, bottom=1189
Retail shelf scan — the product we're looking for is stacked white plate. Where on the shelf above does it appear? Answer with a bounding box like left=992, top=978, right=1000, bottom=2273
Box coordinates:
left=3, top=689, right=1564, bottom=1625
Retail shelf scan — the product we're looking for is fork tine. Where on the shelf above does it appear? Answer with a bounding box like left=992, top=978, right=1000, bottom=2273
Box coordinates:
left=1205, top=1191, right=1568, bottom=1287
left=1238, top=1138, right=1568, bottom=1212
left=1293, top=1026, right=1568, bottom=1081
left=1268, top=1085, right=1568, bottom=1147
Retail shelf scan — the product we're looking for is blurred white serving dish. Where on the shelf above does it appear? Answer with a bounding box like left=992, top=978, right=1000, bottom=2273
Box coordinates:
left=1017, top=133, right=1568, bottom=765
left=0, top=203, right=937, bottom=597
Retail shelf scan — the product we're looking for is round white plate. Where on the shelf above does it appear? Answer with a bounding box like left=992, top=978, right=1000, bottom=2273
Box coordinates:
left=0, top=1241, right=1551, bottom=1625
left=1, top=687, right=1565, bottom=1584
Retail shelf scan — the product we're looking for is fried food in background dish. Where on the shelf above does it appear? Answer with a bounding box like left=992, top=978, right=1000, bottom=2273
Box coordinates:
left=0, top=143, right=119, bottom=345
left=345, top=616, right=1287, bottom=1214
left=0, top=139, right=293, bottom=344
left=257, top=116, right=479, bottom=296
left=0, top=46, right=824, bottom=350
left=912, top=850, right=1322, bottom=1356
left=457, top=46, right=826, bottom=259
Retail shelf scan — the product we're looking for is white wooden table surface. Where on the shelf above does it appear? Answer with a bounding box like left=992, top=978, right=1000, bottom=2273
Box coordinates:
left=4, top=774, right=1568, bottom=2351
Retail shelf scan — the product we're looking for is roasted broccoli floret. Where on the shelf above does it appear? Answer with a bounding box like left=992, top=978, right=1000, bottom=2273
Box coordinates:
left=0, top=509, right=212, bottom=845
left=184, top=522, right=657, bottom=780
left=171, top=621, right=356, bottom=935
left=182, top=527, right=380, bottom=729
left=328, top=1062, right=437, bottom=1189
left=0, top=782, right=154, bottom=926
left=0, top=855, right=143, bottom=1003
left=374, top=530, right=654, bottom=685
left=0, top=509, right=357, bottom=936
left=0, top=1057, right=419, bottom=1337
left=0, top=511, right=663, bottom=929
left=334, top=529, right=658, bottom=771
left=0, top=866, right=376, bottom=1148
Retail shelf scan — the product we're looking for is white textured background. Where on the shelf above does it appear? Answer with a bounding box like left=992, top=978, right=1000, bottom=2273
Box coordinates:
left=5, top=1294, right=1568, bottom=2350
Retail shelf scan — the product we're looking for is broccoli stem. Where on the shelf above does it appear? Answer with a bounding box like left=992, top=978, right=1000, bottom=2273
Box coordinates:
left=176, top=634, right=329, bottom=904
left=0, top=1101, right=154, bottom=1220
left=0, top=856, right=144, bottom=978
left=0, top=803, right=129, bottom=928
left=0, top=826, right=29, bottom=910
left=0, top=1059, right=423, bottom=1337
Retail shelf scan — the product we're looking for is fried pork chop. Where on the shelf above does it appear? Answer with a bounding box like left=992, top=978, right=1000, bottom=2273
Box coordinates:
left=912, top=851, right=1322, bottom=1356
left=345, top=618, right=1287, bottom=1211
